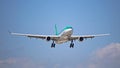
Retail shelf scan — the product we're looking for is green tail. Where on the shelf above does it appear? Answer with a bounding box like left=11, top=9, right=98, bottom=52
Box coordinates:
left=55, top=24, right=58, bottom=35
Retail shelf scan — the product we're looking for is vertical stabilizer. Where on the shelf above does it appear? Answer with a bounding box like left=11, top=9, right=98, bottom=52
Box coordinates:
left=55, top=24, right=58, bottom=35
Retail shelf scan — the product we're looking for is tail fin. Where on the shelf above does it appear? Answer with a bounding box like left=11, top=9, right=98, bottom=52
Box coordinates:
left=55, top=24, right=58, bottom=35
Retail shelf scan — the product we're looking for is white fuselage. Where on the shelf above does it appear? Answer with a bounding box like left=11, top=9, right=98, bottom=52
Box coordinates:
left=55, top=28, right=73, bottom=44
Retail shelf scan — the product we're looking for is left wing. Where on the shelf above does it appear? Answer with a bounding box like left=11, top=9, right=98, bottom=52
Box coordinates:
left=11, top=33, right=60, bottom=41
left=70, top=34, right=110, bottom=41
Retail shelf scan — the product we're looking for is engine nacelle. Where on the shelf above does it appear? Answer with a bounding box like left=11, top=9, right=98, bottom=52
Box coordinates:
left=46, top=36, right=51, bottom=41
left=79, top=37, right=84, bottom=41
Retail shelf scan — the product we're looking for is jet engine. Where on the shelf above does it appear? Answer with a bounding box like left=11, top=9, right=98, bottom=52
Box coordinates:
left=46, top=36, right=51, bottom=41
left=79, top=37, right=84, bottom=41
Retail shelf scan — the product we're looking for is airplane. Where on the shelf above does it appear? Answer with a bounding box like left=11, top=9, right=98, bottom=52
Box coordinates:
left=11, top=25, right=110, bottom=48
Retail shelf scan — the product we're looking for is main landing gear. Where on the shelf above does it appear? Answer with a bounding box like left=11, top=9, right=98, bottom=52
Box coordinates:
left=51, top=41, right=74, bottom=48
left=70, top=40, right=74, bottom=48
left=51, top=41, right=55, bottom=48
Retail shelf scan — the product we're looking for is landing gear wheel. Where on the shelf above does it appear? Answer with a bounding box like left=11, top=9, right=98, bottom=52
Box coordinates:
left=70, top=40, right=74, bottom=48
left=70, top=43, right=74, bottom=48
left=51, top=41, right=55, bottom=48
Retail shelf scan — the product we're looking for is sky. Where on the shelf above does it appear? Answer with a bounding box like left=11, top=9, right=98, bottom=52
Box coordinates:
left=0, top=0, right=120, bottom=68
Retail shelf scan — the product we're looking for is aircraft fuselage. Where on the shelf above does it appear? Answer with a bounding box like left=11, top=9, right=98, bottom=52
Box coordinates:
left=55, top=28, right=73, bottom=44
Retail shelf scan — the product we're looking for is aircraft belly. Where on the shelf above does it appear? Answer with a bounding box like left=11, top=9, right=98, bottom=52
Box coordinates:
left=55, top=37, right=68, bottom=44
left=55, top=40, right=68, bottom=44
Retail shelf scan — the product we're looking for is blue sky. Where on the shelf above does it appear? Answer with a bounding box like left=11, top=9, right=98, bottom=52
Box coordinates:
left=0, top=0, right=120, bottom=68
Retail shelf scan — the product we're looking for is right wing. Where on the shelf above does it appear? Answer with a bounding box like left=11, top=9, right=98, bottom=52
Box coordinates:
left=11, top=32, right=60, bottom=41
left=70, top=34, right=110, bottom=41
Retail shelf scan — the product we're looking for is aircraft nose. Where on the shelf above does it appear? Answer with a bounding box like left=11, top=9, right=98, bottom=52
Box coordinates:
left=67, top=28, right=73, bottom=32
left=69, top=28, right=73, bottom=31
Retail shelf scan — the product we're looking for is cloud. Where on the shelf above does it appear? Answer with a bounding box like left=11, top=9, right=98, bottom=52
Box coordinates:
left=0, top=57, right=63, bottom=68
left=0, top=43, right=120, bottom=68
left=95, top=43, right=120, bottom=59
left=0, top=58, right=46, bottom=68
left=88, top=43, right=120, bottom=68
left=0, top=58, right=16, bottom=64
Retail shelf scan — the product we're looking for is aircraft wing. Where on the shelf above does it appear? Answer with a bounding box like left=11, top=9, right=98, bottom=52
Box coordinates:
left=70, top=34, right=110, bottom=40
left=11, top=33, right=60, bottom=41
